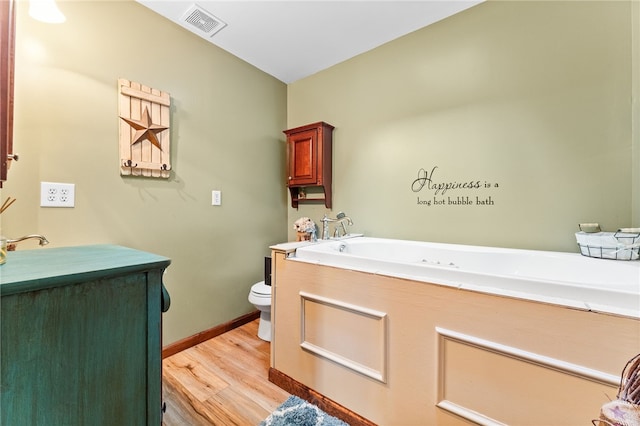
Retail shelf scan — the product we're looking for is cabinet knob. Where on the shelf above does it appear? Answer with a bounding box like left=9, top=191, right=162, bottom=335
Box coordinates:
left=288, top=176, right=292, bottom=180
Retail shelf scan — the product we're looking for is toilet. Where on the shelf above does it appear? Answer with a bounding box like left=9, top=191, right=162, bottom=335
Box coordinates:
left=248, top=280, right=272, bottom=341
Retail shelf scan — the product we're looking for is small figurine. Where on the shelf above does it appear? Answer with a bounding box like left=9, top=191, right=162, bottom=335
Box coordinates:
left=293, top=217, right=316, bottom=242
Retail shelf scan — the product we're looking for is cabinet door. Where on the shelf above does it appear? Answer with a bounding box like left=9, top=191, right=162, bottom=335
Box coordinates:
left=1, top=273, right=162, bottom=425
left=0, top=0, right=15, bottom=187
left=288, top=128, right=318, bottom=186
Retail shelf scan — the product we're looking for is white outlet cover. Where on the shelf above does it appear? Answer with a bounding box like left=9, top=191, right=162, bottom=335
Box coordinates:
left=212, top=190, right=221, bottom=206
left=41, top=182, right=75, bottom=208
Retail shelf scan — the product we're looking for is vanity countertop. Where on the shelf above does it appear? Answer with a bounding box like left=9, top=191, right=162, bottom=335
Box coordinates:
left=1, top=244, right=171, bottom=296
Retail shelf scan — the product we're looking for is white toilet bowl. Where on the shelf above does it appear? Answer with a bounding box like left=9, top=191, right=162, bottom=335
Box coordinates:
left=248, top=281, right=272, bottom=342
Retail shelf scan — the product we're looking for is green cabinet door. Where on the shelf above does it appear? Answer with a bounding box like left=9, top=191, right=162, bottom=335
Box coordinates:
left=1, top=245, right=171, bottom=426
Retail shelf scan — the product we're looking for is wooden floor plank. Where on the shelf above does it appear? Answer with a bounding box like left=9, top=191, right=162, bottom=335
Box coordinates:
left=190, top=343, right=283, bottom=412
left=213, top=386, right=273, bottom=425
left=163, top=354, right=230, bottom=401
left=162, top=319, right=290, bottom=425
left=162, top=368, right=219, bottom=426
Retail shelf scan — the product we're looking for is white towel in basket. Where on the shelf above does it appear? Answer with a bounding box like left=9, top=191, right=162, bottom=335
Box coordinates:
left=575, top=231, right=639, bottom=260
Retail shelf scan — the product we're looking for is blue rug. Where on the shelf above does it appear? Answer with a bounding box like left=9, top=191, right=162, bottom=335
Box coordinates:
left=260, top=396, right=349, bottom=426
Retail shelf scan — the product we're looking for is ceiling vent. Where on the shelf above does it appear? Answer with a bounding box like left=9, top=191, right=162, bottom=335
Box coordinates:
left=181, top=4, right=227, bottom=37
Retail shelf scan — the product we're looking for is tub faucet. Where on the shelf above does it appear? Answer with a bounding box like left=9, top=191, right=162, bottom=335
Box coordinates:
left=6, top=234, right=49, bottom=251
left=334, top=212, right=353, bottom=238
left=320, top=214, right=336, bottom=240
left=321, top=212, right=353, bottom=239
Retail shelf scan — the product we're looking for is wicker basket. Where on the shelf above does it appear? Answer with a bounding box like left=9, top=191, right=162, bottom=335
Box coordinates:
left=593, top=354, right=640, bottom=425
left=576, top=230, right=640, bottom=260
left=618, top=354, right=640, bottom=405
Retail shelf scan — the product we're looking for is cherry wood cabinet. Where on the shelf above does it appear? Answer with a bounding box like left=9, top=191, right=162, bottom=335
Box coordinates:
left=284, top=121, right=334, bottom=208
left=0, top=0, right=16, bottom=187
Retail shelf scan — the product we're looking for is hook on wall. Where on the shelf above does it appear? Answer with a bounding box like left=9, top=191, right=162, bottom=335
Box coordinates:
left=123, top=159, right=138, bottom=168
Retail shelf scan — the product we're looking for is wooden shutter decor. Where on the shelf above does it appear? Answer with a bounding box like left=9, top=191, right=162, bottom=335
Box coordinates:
left=118, top=78, right=171, bottom=178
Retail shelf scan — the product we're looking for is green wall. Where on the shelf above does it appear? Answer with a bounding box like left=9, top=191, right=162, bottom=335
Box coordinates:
left=1, top=0, right=287, bottom=345
left=287, top=0, right=639, bottom=252
left=2, top=0, right=638, bottom=345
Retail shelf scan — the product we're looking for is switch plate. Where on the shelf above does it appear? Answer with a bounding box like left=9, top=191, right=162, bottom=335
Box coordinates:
left=41, top=182, right=75, bottom=207
left=212, top=190, right=221, bottom=206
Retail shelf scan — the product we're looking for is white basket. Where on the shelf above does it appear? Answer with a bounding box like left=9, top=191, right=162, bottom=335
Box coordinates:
left=576, top=230, right=640, bottom=260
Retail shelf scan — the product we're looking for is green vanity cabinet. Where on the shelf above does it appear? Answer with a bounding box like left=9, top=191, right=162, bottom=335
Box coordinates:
left=0, top=245, right=171, bottom=425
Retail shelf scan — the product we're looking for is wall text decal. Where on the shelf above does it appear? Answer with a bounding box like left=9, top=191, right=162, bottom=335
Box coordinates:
left=411, top=166, right=500, bottom=207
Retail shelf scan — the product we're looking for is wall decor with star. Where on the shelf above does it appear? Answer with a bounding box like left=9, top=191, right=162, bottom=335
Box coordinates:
left=118, top=78, right=171, bottom=178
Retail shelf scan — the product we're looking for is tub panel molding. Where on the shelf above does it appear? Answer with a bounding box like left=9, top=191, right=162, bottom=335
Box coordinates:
left=436, top=327, right=620, bottom=425
left=435, top=400, right=507, bottom=426
left=299, top=291, right=388, bottom=383
left=270, top=242, right=638, bottom=425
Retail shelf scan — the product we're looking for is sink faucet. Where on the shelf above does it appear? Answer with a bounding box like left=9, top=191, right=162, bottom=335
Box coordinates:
left=6, top=234, right=49, bottom=251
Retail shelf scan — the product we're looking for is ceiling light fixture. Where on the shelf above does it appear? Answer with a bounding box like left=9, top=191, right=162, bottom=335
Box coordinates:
left=29, top=0, right=66, bottom=24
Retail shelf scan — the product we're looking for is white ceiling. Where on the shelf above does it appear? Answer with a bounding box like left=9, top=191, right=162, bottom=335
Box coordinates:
left=136, top=1, right=482, bottom=84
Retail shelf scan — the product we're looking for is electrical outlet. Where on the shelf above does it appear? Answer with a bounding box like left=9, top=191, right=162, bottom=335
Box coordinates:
left=41, top=182, right=75, bottom=207
left=212, top=190, right=221, bottom=206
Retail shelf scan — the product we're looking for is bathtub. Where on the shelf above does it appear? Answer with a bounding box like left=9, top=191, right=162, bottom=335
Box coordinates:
left=293, top=237, right=640, bottom=318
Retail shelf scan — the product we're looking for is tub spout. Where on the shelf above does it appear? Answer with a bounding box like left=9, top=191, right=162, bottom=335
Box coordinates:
left=6, top=234, right=49, bottom=251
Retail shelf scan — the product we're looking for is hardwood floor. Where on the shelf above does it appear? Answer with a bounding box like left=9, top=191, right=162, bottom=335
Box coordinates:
left=161, top=319, right=290, bottom=425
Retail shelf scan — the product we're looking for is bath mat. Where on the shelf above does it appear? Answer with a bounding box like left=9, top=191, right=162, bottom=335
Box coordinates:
left=260, top=396, right=349, bottom=426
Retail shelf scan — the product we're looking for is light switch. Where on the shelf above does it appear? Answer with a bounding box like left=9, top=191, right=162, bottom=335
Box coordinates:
left=212, top=190, right=221, bottom=206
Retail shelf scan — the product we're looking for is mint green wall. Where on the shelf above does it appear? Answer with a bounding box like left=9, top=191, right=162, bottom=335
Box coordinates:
left=1, top=1, right=287, bottom=345
left=287, top=1, right=638, bottom=253
left=2, top=0, right=638, bottom=345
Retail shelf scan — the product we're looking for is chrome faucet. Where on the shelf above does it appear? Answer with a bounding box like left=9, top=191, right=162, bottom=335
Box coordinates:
left=334, top=212, right=353, bottom=238
left=320, top=214, right=336, bottom=240
left=6, top=234, right=49, bottom=251
left=320, top=212, right=353, bottom=240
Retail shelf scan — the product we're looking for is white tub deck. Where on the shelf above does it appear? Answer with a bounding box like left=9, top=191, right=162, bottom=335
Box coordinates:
left=293, top=237, right=640, bottom=318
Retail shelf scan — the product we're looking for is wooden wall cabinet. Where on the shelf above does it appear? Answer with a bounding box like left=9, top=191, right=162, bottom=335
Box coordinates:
left=284, top=121, right=334, bottom=209
left=0, top=0, right=15, bottom=187
left=1, top=245, right=171, bottom=425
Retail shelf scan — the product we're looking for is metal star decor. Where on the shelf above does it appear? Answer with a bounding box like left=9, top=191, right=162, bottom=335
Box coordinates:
left=120, top=106, right=168, bottom=151
left=118, top=78, right=171, bottom=178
